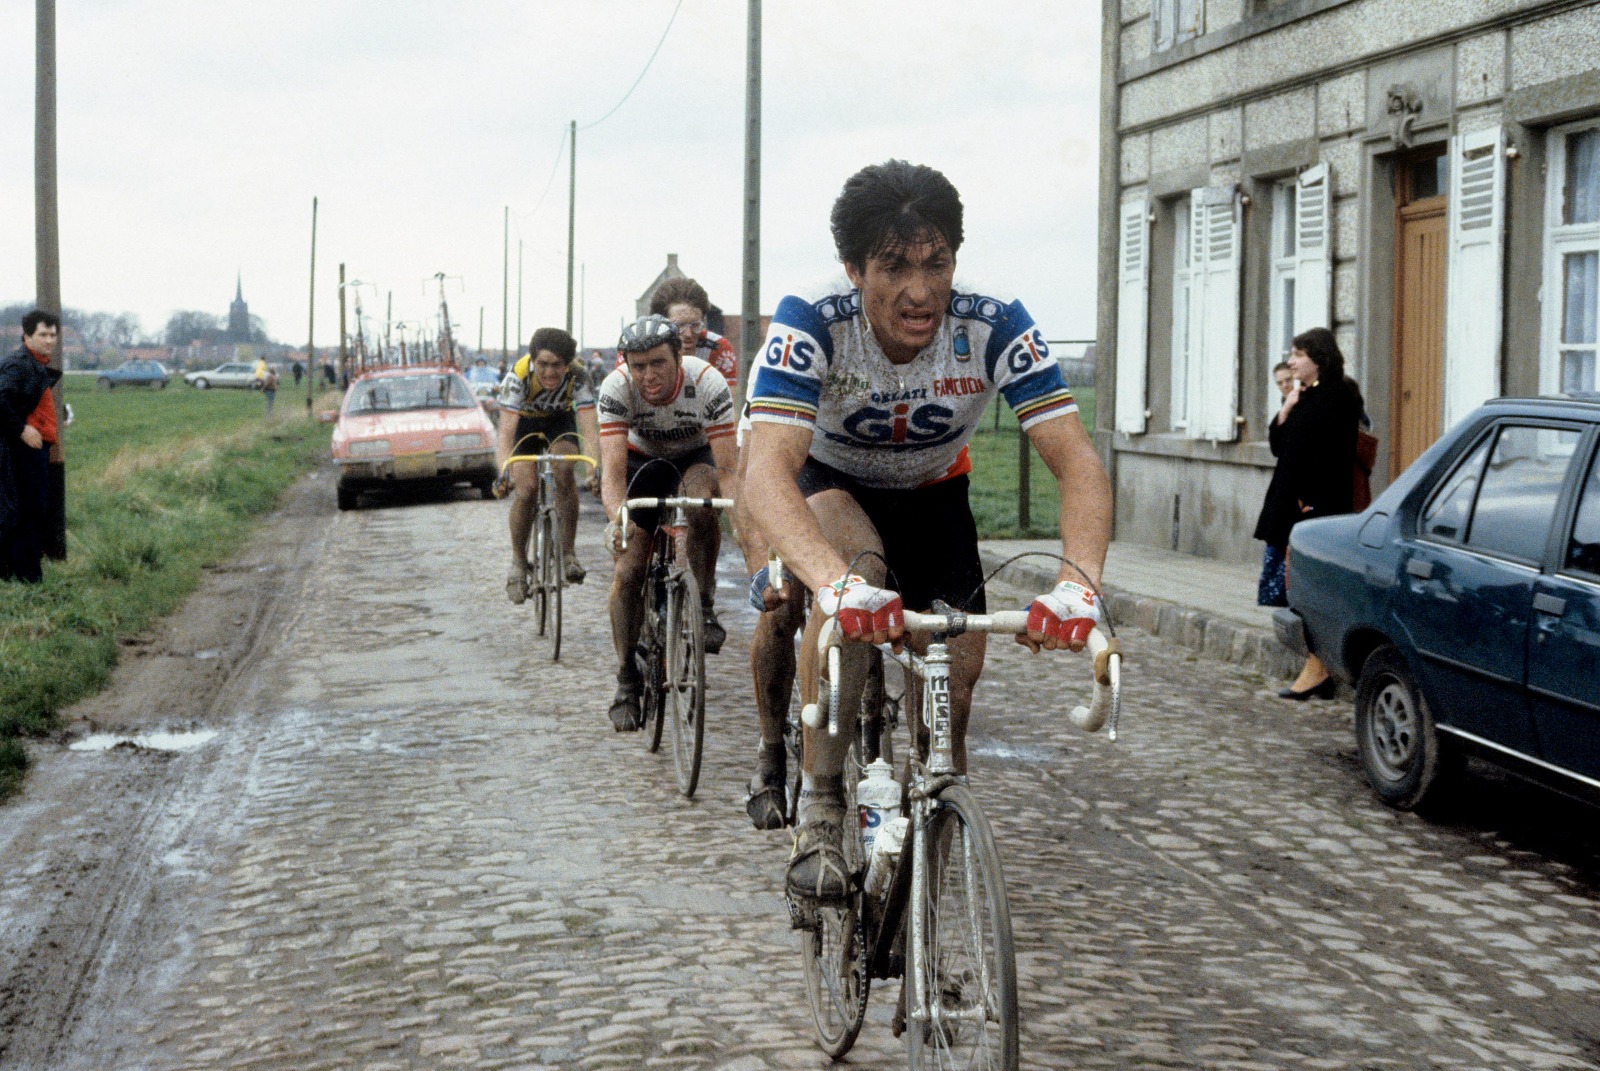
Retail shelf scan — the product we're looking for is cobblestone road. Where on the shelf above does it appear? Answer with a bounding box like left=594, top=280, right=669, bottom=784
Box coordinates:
left=39, top=490, right=1600, bottom=1070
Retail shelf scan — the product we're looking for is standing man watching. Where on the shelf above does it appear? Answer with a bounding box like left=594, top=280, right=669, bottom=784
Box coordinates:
left=0, top=311, right=64, bottom=583
left=743, top=160, right=1112, bottom=903
left=496, top=327, right=599, bottom=602
left=599, top=315, right=737, bottom=730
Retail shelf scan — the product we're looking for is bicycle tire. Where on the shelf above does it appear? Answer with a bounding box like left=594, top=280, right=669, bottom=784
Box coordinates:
left=543, top=511, right=564, bottom=660
left=533, top=510, right=550, bottom=637
left=641, top=580, right=667, bottom=754
left=801, top=897, right=870, bottom=1057
left=667, top=570, right=706, bottom=797
left=905, top=783, right=1018, bottom=1071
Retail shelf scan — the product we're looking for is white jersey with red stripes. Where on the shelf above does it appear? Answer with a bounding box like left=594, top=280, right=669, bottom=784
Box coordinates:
left=596, top=355, right=736, bottom=459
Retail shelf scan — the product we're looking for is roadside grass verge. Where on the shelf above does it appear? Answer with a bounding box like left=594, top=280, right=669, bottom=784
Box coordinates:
left=0, top=379, right=332, bottom=800
left=968, top=388, right=1095, bottom=539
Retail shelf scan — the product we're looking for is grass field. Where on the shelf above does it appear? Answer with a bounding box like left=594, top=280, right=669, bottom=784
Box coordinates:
left=0, top=378, right=333, bottom=800
left=967, top=387, right=1095, bottom=539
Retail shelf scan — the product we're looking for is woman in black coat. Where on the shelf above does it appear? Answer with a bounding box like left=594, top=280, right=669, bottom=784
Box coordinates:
left=1253, top=327, right=1362, bottom=700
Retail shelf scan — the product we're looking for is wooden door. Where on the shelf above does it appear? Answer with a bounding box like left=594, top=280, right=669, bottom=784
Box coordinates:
left=1392, top=191, right=1447, bottom=480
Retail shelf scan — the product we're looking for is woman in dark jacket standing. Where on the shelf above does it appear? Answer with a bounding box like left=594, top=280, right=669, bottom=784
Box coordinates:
left=1254, top=327, right=1363, bottom=699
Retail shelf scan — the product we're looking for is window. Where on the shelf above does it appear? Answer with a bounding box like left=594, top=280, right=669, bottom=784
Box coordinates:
left=1262, top=167, right=1330, bottom=437
left=1171, top=197, right=1194, bottom=430
left=1266, top=180, right=1298, bottom=428
left=1569, top=450, right=1600, bottom=576
left=1152, top=0, right=1202, bottom=52
left=1424, top=424, right=1581, bottom=558
left=1543, top=121, right=1600, bottom=395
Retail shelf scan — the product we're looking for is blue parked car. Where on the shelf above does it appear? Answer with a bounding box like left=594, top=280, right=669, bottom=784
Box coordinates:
left=97, top=359, right=171, bottom=389
left=1276, top=395, right=1600, bottom=812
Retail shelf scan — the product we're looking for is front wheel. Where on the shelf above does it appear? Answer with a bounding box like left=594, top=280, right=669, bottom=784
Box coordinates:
left=191, top=378, right=209, bottom=390
left=533, top=510, right=553, bottom=637
left=906, top=784, right=1018, bottom=1071
left=640, top=584, right=667, bottom=754
left=1355, top=645, right=1457, bottom=811
left=97, top=378, right=113, bottom=390
left=541, top=510, right=564, bottom=661
left=667, top=570, right=706, bottom=797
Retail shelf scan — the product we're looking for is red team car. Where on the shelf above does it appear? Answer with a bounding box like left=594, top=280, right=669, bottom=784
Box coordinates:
left=331, top=366, right=498, bottom=510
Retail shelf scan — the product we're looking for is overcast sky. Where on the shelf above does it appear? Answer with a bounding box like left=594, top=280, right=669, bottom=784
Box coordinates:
left=0, top=1, right=1101, bottom=353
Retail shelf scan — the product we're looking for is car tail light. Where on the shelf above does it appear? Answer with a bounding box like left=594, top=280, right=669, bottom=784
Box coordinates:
left=442, top=433, right=485, bottom=450
left=349, top=439, right=392, bottom=458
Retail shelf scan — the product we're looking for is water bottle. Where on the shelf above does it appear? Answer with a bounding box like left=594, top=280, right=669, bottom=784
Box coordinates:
left=864, top=816, right=909, bottom=900
left=856, top=759, right=900, bottom=857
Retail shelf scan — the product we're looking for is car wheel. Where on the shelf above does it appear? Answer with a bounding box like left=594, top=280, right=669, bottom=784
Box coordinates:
left=337, top=486, right=359, bottom=511
left=158, top=380, right=168, bottom=389
left=1355, top=645, right=1453, bottom=811
left=192, top=378, right=209, bottom=390
left=98, top=378, right=112, bottom=390
left=476, top=480, right=495, bottom=500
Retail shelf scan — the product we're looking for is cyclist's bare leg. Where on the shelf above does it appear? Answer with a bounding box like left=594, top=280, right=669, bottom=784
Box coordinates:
left=679, top=461, right=727, bottom=653
left=787, top=488, right=883, bottom=899
left=505, top=460, right=538, bottom=602
left=678, top=461, right=721, bottom=603
left=551, top=439, right=586, bottom=582
left=606, top=529, right=652, bottom=728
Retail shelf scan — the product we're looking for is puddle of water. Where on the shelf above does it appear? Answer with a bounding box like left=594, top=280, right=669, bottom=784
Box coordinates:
left=193, top=649, right=221, bottom=660
left=970, top=740, right=1061, bottom=764
left=69, top=729, right=219, bottom=753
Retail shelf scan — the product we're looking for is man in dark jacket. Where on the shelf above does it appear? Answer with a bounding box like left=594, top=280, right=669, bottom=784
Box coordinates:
left=0, top=311, right=64, bottom=582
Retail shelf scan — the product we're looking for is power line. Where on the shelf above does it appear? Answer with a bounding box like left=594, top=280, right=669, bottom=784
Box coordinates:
left=579, top=0, right=684, bottom=131
left=525, top=127, right=569, bottom=219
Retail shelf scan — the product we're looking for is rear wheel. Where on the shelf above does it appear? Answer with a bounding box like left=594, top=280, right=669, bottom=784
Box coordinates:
left=906, top=784, right=1018, bottom=1071
left=1356, top=645, right=1457, bottom=811
left=667, top=570, right=706, bottom=797
left=802, top=898, right=870, bottom=1057
left=336, top=486, right=358, bottom=511
left=97, top=378, right=113, bottom=390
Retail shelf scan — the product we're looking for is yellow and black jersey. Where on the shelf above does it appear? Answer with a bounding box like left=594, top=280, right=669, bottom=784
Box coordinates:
left=497, top=356, right=596, bottom=418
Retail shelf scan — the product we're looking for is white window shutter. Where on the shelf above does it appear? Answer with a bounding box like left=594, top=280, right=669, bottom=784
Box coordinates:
left=1187, top=186, right=1241, bottom=441
left=1444, top=127, right=1505, bottom=432
left=1115, top=198, right=1150, bottom=435
left=1293, top=163, right=1331, bottom=333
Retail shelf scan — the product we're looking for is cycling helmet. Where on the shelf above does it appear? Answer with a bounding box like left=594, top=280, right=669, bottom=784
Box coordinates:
left=617, top=314, right=680, bottom=356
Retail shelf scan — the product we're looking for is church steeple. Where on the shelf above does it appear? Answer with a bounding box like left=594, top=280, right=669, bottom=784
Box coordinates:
left=227, top=273, right=251, bottom=342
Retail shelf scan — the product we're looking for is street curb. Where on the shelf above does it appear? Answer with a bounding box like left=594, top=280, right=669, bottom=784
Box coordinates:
left=977, top=548, right=1300, bottom=681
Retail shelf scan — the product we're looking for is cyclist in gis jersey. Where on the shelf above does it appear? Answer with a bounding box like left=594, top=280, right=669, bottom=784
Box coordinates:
left=599, top=314, right=738, bottom=731
left=496, top=327, right=599, bottom=602
left=742, top=160, right=1113, bottom=903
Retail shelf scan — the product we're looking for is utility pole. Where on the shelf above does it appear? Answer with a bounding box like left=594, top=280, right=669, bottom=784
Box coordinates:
left=36, top=0, right=66, bottom=560
left=501, top=206, right=509, bottom=361
left=337, top=262, right=348, bottom=388
left=566, top=119, right=576, bottom=334
left=580, top=262, right=586, bottom=349
left=384, top=290, right=392, bottom=363
left=739, top=0, right=762, bottom=408
left=305, top=196, right=317, bottom=413
left=478, top=306, right=484, bottom=355
left=516, top=239, right=524, bottom=353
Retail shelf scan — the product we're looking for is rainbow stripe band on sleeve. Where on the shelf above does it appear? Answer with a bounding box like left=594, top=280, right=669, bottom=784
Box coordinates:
left=1012, top=391, right=1078, bottom=427
left=747, top=399, right=818, bottom=423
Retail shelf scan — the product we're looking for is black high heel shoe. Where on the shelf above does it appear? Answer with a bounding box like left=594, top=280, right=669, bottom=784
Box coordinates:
left=1278, top=677, right=1337, bottom=701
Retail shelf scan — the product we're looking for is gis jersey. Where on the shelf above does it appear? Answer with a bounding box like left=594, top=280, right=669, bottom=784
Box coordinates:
left=746, top=278, right=1076, bottom=488
left=597, top=354, right=736, bottom=459
left=497, top=355, right=595, bottom=419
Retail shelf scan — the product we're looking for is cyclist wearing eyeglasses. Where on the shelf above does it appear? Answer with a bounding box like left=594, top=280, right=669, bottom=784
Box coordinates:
left=496, top=327, right=599, bottom=602
left=599, top=314, right=738, bottom=731
left=743, top=160, right=1113, bottom=903
left=649, top=276, right=739, bottom=396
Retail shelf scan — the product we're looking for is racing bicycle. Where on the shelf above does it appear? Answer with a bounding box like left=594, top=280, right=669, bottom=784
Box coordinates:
left=498, top=444, right=595, bottom=661
left=619, top=494, right=734, bottom=798
left=793, top=602, right=1122, bottom=1069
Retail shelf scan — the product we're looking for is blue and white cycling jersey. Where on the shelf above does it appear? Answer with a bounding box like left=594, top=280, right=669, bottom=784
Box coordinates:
left=746, top=277, right=1077, bottom=489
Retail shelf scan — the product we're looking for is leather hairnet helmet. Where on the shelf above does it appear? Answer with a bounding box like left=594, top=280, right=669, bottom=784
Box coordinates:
left=617, top=314, right=681, bottom=355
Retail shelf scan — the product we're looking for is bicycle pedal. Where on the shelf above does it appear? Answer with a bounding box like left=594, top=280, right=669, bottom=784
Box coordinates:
left=785, top=893, right=818, bottom=932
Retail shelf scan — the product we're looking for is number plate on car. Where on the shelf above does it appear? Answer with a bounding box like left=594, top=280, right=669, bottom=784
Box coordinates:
left=393, top=452, right=437, bottom=477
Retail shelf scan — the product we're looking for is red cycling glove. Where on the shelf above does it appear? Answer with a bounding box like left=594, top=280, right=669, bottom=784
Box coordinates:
left=816, top=573, right=904, bottom=640
left=1026, top=580, right=1101, bottom=647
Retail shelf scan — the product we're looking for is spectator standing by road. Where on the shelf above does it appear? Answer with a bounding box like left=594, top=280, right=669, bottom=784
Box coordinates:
left=262, top=366, right=279, bottom=414
left=291, top=361, right=304, bottom=386
left=252, top=355, right=268, bottom=386
left=0, top=311, right=64, bottom=583
left=1253, top=328, right=1363, bottom=700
